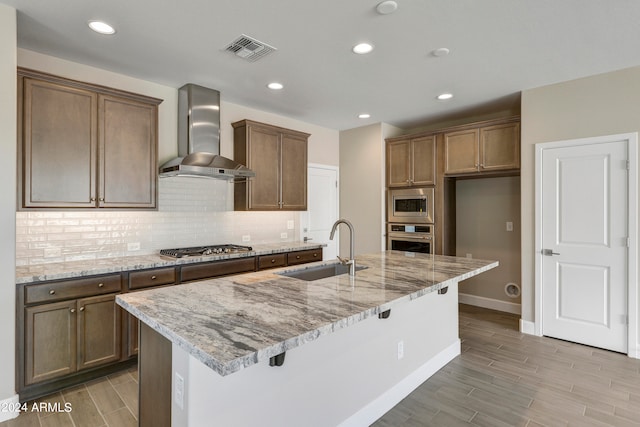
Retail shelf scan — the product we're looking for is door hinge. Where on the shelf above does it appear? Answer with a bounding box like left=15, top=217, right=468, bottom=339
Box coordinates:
left=626, top=160, right=630, bottom=170
left=335, top=180, right=338, bottom=188
left=626, top=237, right=630, bottom=248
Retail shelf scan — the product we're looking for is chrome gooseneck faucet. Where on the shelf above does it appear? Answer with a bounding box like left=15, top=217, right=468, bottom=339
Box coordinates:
left=329, top=219, right=356, bottom=276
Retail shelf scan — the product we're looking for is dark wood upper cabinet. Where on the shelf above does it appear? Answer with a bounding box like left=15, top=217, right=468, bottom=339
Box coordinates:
left=18, top=68, right=162, bottom=209
left=233, top=119, right=309, bottom=211
left=386, top=135, right=436, bottom=187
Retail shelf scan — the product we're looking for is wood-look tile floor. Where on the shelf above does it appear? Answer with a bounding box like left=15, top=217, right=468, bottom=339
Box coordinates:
left=1, top=366, right=138, bottom=427
left=3, top=305, right=640, bottom=426
left=373, top=304, right=640, bottom=427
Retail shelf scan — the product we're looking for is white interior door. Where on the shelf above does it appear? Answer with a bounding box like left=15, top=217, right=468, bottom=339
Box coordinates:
left=300, top=165, right=339, bottom=260
left=541, top=139, right=628, bottom=353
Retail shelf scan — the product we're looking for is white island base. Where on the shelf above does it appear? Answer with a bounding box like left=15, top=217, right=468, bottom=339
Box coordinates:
left=166, top=282, right=459, bottom=427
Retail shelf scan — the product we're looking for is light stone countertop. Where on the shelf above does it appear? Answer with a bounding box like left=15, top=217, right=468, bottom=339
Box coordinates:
left=16, top=242, right=324, bottom=284
left=116, top=251, right=498, bottom=376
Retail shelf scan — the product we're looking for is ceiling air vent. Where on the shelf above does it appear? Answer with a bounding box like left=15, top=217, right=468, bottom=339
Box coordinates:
left=224, top=34, right=277, bottom=62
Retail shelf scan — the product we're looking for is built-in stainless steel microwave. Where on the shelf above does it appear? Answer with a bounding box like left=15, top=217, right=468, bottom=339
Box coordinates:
left=387, top=187, right=434, bottom=224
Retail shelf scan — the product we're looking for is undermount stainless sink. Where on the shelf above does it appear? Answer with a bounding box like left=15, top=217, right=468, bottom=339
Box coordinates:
left=279, top=263, right=368, bottom=281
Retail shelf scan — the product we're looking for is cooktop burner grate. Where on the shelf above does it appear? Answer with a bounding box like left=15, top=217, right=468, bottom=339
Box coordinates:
left=160, top=244, right=253, bottom=258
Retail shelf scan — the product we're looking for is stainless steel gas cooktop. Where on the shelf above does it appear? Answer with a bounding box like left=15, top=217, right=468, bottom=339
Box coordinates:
left=159, top=244, right=253, bottom=258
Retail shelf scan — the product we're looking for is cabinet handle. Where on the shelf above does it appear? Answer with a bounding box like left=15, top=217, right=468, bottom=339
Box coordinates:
left=99, top=197, right=105, bottom=202
left=151, top=275, right=157, bottom=280
left=98, top=283, right=104, bottom=288
left=79, top=307, right=85, bottom=312
left=70, top=308, right=76, bottom=313
left=90, top=197, right=96, bottom=202
left=49, top=290, right=55, bottom=295
left=480, top=163, right=485, bottom=168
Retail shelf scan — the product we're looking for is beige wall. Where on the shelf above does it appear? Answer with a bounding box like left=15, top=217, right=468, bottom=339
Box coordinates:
left=456, top=177, right=521, bottom=306
left=520, top=66, right=640, bottom=333
left=0, top=4, right=17, bottom=408
left=338, top=123, right=403, bottom=257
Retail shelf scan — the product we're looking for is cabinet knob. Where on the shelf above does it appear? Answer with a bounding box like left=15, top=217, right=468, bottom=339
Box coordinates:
left=151, top=275, right=157, bottom=280
left=49, top=290, right=55, bottom=295
left=98, top=283, right=104, bottom=288
left=99, top=197, right=105, bottom=202
left=480, top=163, right=485, bottom=168
left=79, top=307, right=85, bottom=312
left=271, top=259, right=276, bottom=263
left=90, top=197, right=96, bottom=202
left=70, top=308, right=76, bottom=313
left=296, top=255, right=301, bottom=259
left=313, top=253, right=318, bottom=257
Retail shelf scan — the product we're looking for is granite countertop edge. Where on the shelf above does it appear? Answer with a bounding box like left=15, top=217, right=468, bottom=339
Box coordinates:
left=117, top=255, right=498, bottom=377
left=16, top=242, right=325, bottom=284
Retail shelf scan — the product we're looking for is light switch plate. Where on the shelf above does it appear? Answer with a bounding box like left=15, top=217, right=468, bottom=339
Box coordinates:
left=280, top=232, right=288, bottom=239
left=287, top=220, right=294, bottom=230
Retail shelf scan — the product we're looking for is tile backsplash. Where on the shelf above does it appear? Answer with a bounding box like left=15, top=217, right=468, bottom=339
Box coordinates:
left=16, top=177, right=299, bottom=266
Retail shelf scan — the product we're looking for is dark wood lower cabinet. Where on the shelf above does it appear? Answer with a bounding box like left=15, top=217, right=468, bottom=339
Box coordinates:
left=25, top=300, right=77, bottom=385
left=78, top=295, right=122, bottom=370
left=24, top=295, right=121, bottom=386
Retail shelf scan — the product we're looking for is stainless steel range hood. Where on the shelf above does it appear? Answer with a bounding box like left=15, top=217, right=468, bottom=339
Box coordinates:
left=159, top=84, right=255, bottom=179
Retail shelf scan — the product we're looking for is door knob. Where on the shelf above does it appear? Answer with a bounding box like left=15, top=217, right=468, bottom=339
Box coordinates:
left=542, top=249, right=560, bottom=256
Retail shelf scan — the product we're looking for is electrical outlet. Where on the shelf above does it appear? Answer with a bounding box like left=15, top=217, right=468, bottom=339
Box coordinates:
left=397, top=341, right=404, bottom=360
left=242, top=235, right=250, bottom=242
left=280, top=232, right=288, bottom=239
left=175, top=372, right=185, bottom=410
left=127, top=242, right=140, bottom=251
left=506, top=221, right=514, bottom=232
left=287, top=220, right=294, bottom=230
left=466, top=253, right=472, bottom=259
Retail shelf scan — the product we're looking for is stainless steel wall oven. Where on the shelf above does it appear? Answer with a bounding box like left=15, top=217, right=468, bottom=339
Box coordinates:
left=387, top=224, right=434, bottom=254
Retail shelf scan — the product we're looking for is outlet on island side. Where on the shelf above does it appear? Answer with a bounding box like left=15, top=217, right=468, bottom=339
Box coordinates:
left=397, top=340, right=404, bottom=360
left=242, top=235, right=250, bottom=242
left=127, top=242, right=140, bottom=251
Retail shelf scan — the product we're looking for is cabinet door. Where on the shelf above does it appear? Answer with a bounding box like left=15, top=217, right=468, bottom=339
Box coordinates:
left=99, top=95, right=157, bottom=208
left=77, top=294, right=122, bottom=370
left=127, top=313, right=139, bottom=358
left=479, top=122, right=520, bottom=171
left=386, top=140, right=411, bottom=187
left=22, top=78, right=97, bottom=208
left=247, top=125, right=281, bottom=209
left=411, top=136, right=436, bottom=185
left=444, top=129, right=480, bottom=174
left=25, top=300, right=77, bottom=385
left=280, top=133, right=308, bottom=210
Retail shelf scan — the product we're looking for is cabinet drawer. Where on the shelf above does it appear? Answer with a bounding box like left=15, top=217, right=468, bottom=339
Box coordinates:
left=25, top=274, right=122, bottom=305
left=180, top=257, right=256, bottom=283
left=129, top=267, right=176, bottom=290
left=257, top=254, right=287, bottom=270
left=287, top=249, right=323, bottom=266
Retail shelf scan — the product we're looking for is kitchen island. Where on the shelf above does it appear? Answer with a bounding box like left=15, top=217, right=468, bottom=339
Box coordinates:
left=117, top=251, right=497, bottom=427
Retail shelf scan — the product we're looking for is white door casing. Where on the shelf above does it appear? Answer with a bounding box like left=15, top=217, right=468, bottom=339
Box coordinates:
left=300, top=164, right=339, bottom=261
left=534, top=133, right=638, bottom=357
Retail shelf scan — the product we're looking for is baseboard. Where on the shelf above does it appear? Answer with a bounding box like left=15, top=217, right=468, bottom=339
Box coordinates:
left=0, top=394, right=19, bottom=422
left=458, top=292, right=521, bottom=315
left=339, top=339, right=461, bottom=427
left=519, top=319, right=537, bottom=336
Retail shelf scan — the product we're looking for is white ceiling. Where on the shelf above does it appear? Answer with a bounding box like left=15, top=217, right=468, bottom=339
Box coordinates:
left=4, top=0, right=640, bottom=131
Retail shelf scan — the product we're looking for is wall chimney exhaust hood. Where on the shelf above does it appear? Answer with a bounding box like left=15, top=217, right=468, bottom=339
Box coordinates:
left=159, top=84, right=255, bottom=179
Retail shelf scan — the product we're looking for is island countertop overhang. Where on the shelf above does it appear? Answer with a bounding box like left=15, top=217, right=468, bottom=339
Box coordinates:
left=116, top=251, right=497, bottom=376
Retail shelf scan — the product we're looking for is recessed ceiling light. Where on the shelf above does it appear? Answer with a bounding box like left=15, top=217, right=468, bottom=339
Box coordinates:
left=358, top=113, right=371, bottom=119
left=267, top=82, right=284, bottom=90
left=376, top=1, right=398, bottom=15
left=437, top=93, right=454, bottom=101
left=432, top=47, right=450, bottom=57
left=352, top=43, right=374, bottom=54
left=88, top=21, right=116, bottom=35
